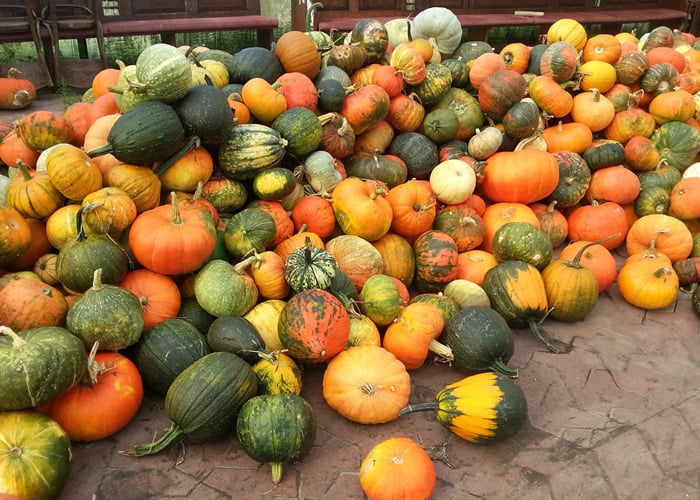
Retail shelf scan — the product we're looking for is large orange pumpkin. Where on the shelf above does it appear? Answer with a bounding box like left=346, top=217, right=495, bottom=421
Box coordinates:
left=274, top=31, right=321, bottom=79
left=480, top=149, right=560, bottom=204
left=331, top=177, right=393, bottom=242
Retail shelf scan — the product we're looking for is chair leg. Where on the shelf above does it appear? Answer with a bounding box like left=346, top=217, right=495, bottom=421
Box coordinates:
left=30, top=17, right=54, bottom=87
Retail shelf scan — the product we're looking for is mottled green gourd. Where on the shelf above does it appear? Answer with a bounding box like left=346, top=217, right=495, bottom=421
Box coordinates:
left=66, top=268, right=144, bottom=351
left=0, top=325, right=87, bottom=410
left=236, top=394, right=317, bottom=484
left=283, top=236, right=338, bottom=292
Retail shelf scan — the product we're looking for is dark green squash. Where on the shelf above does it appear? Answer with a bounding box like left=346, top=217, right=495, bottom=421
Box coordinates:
left=86, top=100, right=186, bottom=166
left=441, top=56, right=470, bottom=88
left=544, top=150, right=592, bottom=208
left=454, top=40, right=493, bottom=63
left=196, top=48, right=236, bottom=80
left=441, top=305, right=518, bottom=378
left=634, top=185, right=670, bottom=216
left=692, top=284, right=700, bottom=316
left=223, top=207, right=277, bottom=259
left=582, top=139, right=625, bottom=171
left=133, top=318, right=212, bottom=396
left=177, top=296, right=217, bottom=334
left=217, top=123, right=288, bottom=180
left=122, top=351, right=258, bottom=456
left=399, top=371, right=528, bottom=443
left=66, top=268, right=144, bottom=351
left=421, top=107, right=459, bottom=144
left=284, top=236, right=338, bottom=293
left=132, top=42, right=193, bottom=102
left=0, top=325, right=86, bottom=410
left=271, top=107, right=323, bottom=157
left=491, top=221, right=553, bottom=270
left=388, top=131, right=439, bottom=180
left=482, top=260, right=560, bottom=353
left=206, top=315, right=267, bottom=364
left=230, top=46, right=284, bottom=83
left=236, top=393, right=316, bottom=484
left=316, top=78, right=349, bottom=112
left=434, top=87, right=485, bottom=141
left=343, top=151, right=408, bottom=188
left=326, top=267, right=360, bottom=304
left=0, top=410, right=73, bottom=500
left=56, top=203, right=130, bottom=294
left=174, top=84, right=234, bottom=145
left=651, top=120, right=700, bottom=172
left=526, top=43, right=548, bottom=74
left=637, top=163, right=682, bottom=192
left=501, top=98, right=541, bottom=139
left=350, top=18, right=388, bottom=62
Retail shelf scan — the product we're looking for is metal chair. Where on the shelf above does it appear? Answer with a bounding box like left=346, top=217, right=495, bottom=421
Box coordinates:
left=0, top=0, right=53, bottom=86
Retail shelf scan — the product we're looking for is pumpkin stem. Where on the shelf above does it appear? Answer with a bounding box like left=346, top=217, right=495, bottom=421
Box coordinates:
left=270, top=462, right=284, bottom=484
left=428, top=339, right=454, bottom=363
left=491, top=358, right=519, bottom=378
left=90, top=268, right=105, bottom=291
left=653, top=266, right=674, bottom=278
left=169, top=192, right=184, bottom=225
left=233, top=251, right=260, bottom=274
left=82, top=341, right=116, bottom=386
left=15, top=159, right=33, bottom=181
left=568, top=232, right=621, bottom=266
left=398, top=401, right=439, bottom=416
left=305, top=2, right=324, bottom=32
left=75, top=202, right=101, bottom=242
left=527, top=317, right=559, bottom=353
left=0, top=325, right=27, bottom=347
left=120, top=421, right=185, bottom=456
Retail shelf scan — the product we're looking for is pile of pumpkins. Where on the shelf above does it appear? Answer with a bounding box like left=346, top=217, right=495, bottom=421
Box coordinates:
left=2, top=7, right=700, bottom=499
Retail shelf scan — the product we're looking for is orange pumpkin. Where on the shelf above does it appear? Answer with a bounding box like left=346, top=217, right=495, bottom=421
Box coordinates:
left=273, top=30, right=321, bottom=79
left=290, top=195, right=337, bottom=240
left=455, top=249, right=498, bottom=286
left=604, top=106, right=657, bottom=143
left=540, top=121, right=593, bottom=154
left=386, top=179, right=436, bottom=238
left=585, top=165, right=641, bottom=205
left=567, top=201, right=628, bottom=250
left=158, top=146, right=213, bottom=193
left=371, top=232, right=416, bottom=288
left=617, top=253, right=680, bottom=310
left=382, top=301, right=447, bottom=370
left=80, top=186, right=137, bottom=235
left=0, top=129, right=40, bottom=169
left=118, top=269, right=181, bottom=331
left=648, top=89, right=696, bottom=125
left=15, top=110, right=74, bottom=151
left=559, top=240, right=618, bottom=292
left=625, top=214, right=693, bottom=263
left=480, top=202, right=540, bottom=253
left=582, top=33, right=622, bottom=64
left=241, top=77, right=287, bottom=124
left=340, top=84, right=391, bottom=135
left=527, top=74, right=573, bottom=118
left=0, top=277, right=68, bottom=330
left=0, top=206, right=32, bottom=267
left=624, top=135, right=661, bottom=172
left=480, top=149, right=560, bottom=204
left=104, top=163, right=161, bottom=213
left=5, top=162, right=64, bottom=220
left=323, top=345, right=411, bottom=424
left=6, top=218, right=52, bottom=272
left=468, top=52, right=506, bottom=89
left=570, top=89, right=616, bottom=132
left=278, top=287, right=350, bottom=363
left=389, top=43, right=427, bottom=85
left=359, top=436, right=436, bottom=500
left=326, top=234, right=385, bottom=292
left=82, top=113, right=121, bottom=181
left=499, top=42, right=530, bottom=73
left=331, top=177, right=393, bottom=242
left=669, top=177, right=700, bottom=220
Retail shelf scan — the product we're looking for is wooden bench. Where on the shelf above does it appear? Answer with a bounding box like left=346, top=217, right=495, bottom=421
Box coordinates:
left=100, top=0, right=279, bottom=49
left=292, top=0, right=691, bottom=44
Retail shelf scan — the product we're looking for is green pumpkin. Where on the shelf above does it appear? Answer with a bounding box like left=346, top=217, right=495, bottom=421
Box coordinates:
left=252, top=167, right=298, bottom=201
left=176, top=296, right=217, bottom=334
left=272, top=107, right=323, bottom=157
left=582, top=139, right=625, bottom=171
left=123, top=351, right=258, bottom=456
left=634, top=185, right=671, bottom=216
left=441, top=305, right=518, bottom=377
left=350, top=18, right=388, bottom=62
left=0, top=325, right=86, bottom=411
left=399, top=371, right=528, bottom=444
left=66, top=268, right=144, bottom=351
left=56, top=205, right=130, bottom=294
left=194, top=259, right=259, bottom=317
left=388, top=131, right=439, bottom=180
left=421, top=107, right=460, bottom=144
left=133, top=318, right=211, bottom=396
left=545, top=151, right=592, bottom=208
left=174, top=84, right=234, bottom=145
left=284, top=236, right=338, bottom=293
left=206, top=316, right=267, bottom=364
left=360, top=273, right=403, bottom=326
left=236, top=393, right=317, bottom=484
left=223, top=207, right=277, bottom=259
left=501, top=98, right=541, bottom=139
left=434, top=87, right=485, bottom=140
left=0, top=410, right=72, bottom=500
left=229, top=46, right=284, bottom=84
left=637, top=163, right=682, bottom=192
left=343, top=151, right=408, bottom=188
left=133, top=43, right=192, bottom=102
left=441, top=56, right=470, bottom=88
left=409, top=292, right=460, bottom=325
left=693, top=285, right=700, bottom=317
left=491, top=221, right=553, bottom=270
left=651, top=120, right=700, bottom=172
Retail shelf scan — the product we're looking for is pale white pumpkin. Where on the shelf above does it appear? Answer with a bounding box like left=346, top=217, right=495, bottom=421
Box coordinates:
left=0, top=173, right=10, bottom=206
left=410, top=7, right=463, bottom=56
left=384, top=18, right=412, bottom=48
left=429, top=158, right=476, bottom=204
left=300, top=149, right=343, bottom=194
left=682, top=162, right=700, bottom=179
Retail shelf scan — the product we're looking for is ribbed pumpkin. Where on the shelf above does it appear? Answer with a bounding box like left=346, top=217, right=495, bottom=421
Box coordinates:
left=482, top=260, right=560, bottom=352
left=66, top=268, right=144, bottom=351
left=274, top=31, right=321, bottom=79
left=5, top=162, right=64, bottom=219
left=278, top=288, right=350, bottom=363
left=541, top=240, right=603, bottom=322
left=0, top=205, right=31, bottom=266
left=323, top=344, right=411, bottom=424
left=399, top=371, right=528, bottom=443
left=491, top=221, right=553, bottom=270
left=283, top=236, right=338, bottom=293
left=546, top=18, right=588, bottom=51
left=15, top=110, right=74, bottom=150
left=41, top=143, right=102, bottom=201
left=129, top=196, right=216, bottom=275
left=331, top=177, right=393, bottom=242
left=340, top=84, right=390, bottom=135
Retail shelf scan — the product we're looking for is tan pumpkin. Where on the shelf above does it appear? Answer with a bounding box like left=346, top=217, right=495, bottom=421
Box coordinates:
left=41, top=143, right=103, bottom=201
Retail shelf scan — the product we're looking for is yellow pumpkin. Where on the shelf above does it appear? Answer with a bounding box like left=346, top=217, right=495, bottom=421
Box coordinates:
left=546, top=18, right=588, bottom=51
